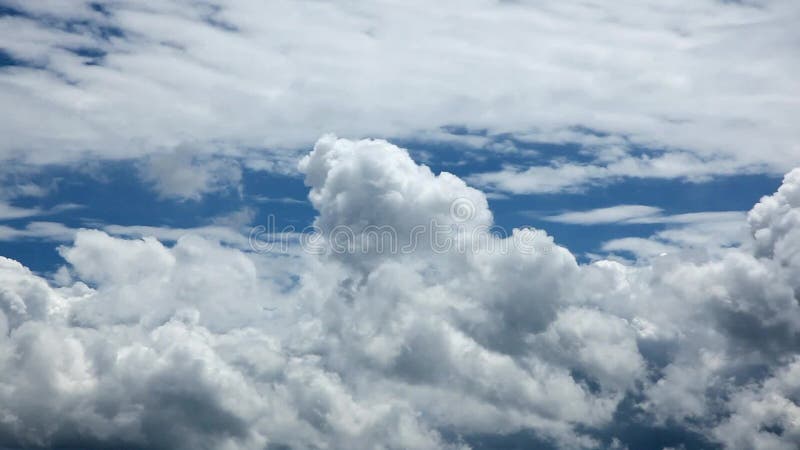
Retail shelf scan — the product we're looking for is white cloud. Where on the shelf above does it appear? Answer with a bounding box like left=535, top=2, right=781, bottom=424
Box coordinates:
left=543, top=205, right=749, bottom=258
left=300, top=135, right=492, bottom=233
left=102, top=224, right=250, bottom=249
left=1, top=138, right=799, bottom=449
left=252, top=195, right=307, bottom=205
left=543, top=205, right=664, bottom=224
left=652, top=216, right=750, bottom=249
left=543, top=204, right=746, bottom=226
left=713, top=357, right=800, bottom=450
left=600, top=237, right=679, bottom=259
left=0, top=201, right=81, bottom=221
left=468, top=151, right=765, bottom=195
left=0, top=0, right=798, bottom=189
left=0, top=221, right=76, bottom=241
left=629, top=210, right=745, bottom=225
left=0, top=221, right=256, bottom=250
left=748, top=168, right=800, bottom=267
left=599, top=213, right=750, bottom=259
left=0, top=202, right=44, bottom=221
left=138, top=149, right=243, bottom=201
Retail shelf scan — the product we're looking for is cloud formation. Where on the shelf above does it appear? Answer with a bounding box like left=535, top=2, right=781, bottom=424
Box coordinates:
left=543, top=205, right=665, bottom=224
left=0, top=0, right=799, bottom=192
left=138, top=150, right=243, bottom=201
left=1, top=138, right=799, bottom=449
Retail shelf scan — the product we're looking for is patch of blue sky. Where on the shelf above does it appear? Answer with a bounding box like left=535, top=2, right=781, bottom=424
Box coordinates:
left=64, top=46, right=107, bottom=65
left=0, top=2, right=125, bottom=40
left=0, top=3, right=21, bottom=17
left=490, top=174, right=781, bottom=260
left=0, top=161, right=314, bottom=274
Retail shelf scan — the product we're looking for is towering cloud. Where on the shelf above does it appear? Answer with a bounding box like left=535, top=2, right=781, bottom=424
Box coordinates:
left=0, top=138, right=798, bottom=449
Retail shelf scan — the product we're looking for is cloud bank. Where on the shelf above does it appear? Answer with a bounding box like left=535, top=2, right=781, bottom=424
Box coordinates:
left=1, top=0, right=799, bottom=193
left=1, top=137, right=799, bottom=449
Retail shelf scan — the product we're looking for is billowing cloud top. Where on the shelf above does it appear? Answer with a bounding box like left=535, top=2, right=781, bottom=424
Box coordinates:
left=1, top=138, right=799, bottom=449
left=300, top=135, right=493, bottom=234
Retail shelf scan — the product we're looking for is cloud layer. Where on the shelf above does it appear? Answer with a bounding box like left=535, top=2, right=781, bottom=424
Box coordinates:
left=1, top=0, right=799, bottom=191
left=1, top=137, right=798, bottom=449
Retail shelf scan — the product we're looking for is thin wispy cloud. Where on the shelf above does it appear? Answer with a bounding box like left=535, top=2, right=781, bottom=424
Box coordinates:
left=541, top=204, right=664, bottom=224
left=541, top=204, right=745, bottom=225
left=0, top=201, right=82, bottom=221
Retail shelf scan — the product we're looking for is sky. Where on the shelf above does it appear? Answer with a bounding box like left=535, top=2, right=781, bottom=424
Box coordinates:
left=0, top=1, right=799, bottom=449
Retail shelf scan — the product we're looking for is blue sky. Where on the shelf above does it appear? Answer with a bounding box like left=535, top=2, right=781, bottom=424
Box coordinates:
left=1, top=1, right=800, bottom=450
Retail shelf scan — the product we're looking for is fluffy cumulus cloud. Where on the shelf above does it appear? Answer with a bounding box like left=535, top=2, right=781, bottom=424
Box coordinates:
left=749, top=168, right=800, bottom=277
left=1, top=138, right=800, bottom=449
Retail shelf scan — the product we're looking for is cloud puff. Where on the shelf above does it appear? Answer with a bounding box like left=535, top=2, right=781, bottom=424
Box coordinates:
left=1, top=138, right=799, bottom=449
left=138, top=149, right=243, bottom=201
left=300, top=135, right=492, bottom=233
left=749, top=168, right=800, bottom=272
left=542, top=204, right=665, bottom=224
